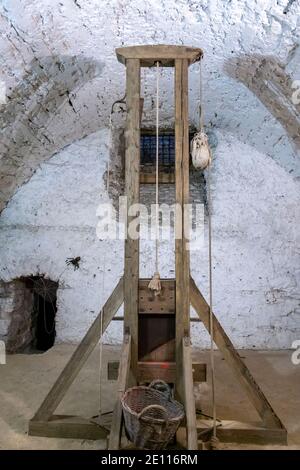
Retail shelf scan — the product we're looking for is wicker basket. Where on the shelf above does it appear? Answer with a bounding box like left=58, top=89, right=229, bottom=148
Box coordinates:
left=121, top=380, right=185, bottom=450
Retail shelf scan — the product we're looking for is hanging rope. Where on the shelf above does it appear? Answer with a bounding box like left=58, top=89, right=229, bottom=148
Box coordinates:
left=207, top=164, right=217, bottom=445
left=192, top=57, right=219, bottom=448
left=106, top=112, right=113, bottom=193
left=99, top=291, right=104, bottom=416
left=155, top=61, right=159, bottom=274
left=98, top=111, right=114, bottom=417
left=98, top=203, right=107, bottom=415
left=148, top=61, right=161, bottom=296
left=98, top=98, right=126, bottom=419
left=199, top=59, right=204, bottom=131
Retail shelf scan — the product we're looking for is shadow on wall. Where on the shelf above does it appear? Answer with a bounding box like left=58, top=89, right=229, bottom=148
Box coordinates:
left=103, top=127, right=125, bottom=210
left=225, top=53, right=300, bottom=157
left=0, top=55, right=104, bottom=213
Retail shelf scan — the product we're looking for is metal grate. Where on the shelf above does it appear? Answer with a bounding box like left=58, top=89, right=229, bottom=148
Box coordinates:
left=140, top=133, right=175, bottom=167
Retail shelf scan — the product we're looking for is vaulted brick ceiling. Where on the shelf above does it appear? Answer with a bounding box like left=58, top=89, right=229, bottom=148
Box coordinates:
left=0, top=0, right=299, bottom=212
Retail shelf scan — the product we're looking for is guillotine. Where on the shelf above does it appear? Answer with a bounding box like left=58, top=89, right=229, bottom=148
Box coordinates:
left=28, top=45, right=287, bottom=449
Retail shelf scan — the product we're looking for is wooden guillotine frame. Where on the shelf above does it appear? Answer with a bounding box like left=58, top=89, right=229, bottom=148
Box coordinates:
left=29, top=45, right=287, bottom=449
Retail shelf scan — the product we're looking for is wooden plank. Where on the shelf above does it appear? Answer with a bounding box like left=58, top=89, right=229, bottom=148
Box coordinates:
left=137, top=361, right=206, bottom=383
left=139, top=338, right=175, bottom=362
left=124, top=58, right=140, bottom=378
left=193, top=362, right=207, bottom=382
left=182, top=337, right=198, bottom=450
left=175, top=58, right=190, bottom=401
left=107, top=361, right=120, bottom=381
left=138, top=315, right=175, bottom=360
left=139, top=279, right=175, bottom=313
left=140, top=170, right=175, bottom=184
left=108, top=334, right=131, bottom=450
left=196, top=419, right=287, bottom=445
left=32, top=278, right=124, bottom=422
left=29, top=415, right=108, bottom=440
left=190, top=276, right=285, bottom=430
left=138, top=315, right=200, bottom=321
left=116, top=45, right=203, bottom=67
left=138, top=361, right=176, bottom=383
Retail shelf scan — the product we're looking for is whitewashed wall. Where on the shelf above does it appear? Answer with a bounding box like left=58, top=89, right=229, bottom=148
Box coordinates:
left=0, top=128, right=299, bottom=348
left=0, top=0, right=299, bottom=348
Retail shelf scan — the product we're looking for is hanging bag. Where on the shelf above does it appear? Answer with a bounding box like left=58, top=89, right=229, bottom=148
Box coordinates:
left=191, top=130, right=211, bottom=170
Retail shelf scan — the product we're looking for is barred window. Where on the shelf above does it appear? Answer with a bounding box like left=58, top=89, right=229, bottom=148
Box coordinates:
left=140, top=132, right=175, bottom=167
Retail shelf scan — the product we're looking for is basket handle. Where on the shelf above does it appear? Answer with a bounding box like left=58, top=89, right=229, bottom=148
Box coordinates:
left=138, top=404, right=169, bottom=421
left=149, top=380, right=172, bottom=400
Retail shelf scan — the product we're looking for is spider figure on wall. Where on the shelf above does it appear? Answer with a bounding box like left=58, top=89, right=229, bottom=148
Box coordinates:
left=65, top=256, right=81, bottom=270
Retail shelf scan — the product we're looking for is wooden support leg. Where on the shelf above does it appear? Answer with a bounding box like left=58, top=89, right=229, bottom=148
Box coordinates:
left=182, top=336, right=198, bottom=450
left=108, top=334, right=131, bottom=450
left=30, top=278, right=124, bottom=424
left=190, top=276, right=285, bottom=430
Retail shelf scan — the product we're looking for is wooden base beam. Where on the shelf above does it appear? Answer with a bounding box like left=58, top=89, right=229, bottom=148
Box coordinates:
left=196, top=419, right=287, bottom=445
left=29, top=415, right=108, bottom=440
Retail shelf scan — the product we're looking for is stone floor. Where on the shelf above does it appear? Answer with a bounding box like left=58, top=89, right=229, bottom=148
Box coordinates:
left=0, top=345, right=299, bottom=450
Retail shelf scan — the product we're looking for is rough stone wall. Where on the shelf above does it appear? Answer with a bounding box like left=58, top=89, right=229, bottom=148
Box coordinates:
left=0, top=0, right=299, bottom=348
left=0, top=281, right=15, bottom=339
left=0, top=280, right=34, bottom=352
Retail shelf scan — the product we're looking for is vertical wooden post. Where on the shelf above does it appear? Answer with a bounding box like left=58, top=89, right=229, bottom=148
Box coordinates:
left=124, top=59, right=140, bottom=379
left=175, top=59, right=197, bottom=449
left=175, top=58, right=190, bottom=400
left=183, top=336, right=198, bottom=449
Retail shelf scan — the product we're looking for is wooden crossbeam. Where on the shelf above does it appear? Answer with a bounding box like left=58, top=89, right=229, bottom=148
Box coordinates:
left=136, top=361, right=206, bottom=383
left=138, top=279, right=175, bottom=314
left=108, top=334, right=131, bottom=450
left=116, top=45, right=202, bottom=67
left=140, top=172, right=175, bottom=184
left=30, top=278, right=124, bottom=423
left=190, top=276, right=285, bottom=430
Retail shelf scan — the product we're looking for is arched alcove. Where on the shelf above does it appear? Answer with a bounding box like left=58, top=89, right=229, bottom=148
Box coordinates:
left=1, top=276, right=58, bottom=353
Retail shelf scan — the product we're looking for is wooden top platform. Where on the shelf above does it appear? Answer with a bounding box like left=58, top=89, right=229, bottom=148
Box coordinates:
left=116, top=45, right=203, bottom=67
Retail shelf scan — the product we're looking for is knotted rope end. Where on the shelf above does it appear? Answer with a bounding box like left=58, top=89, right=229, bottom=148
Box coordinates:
left=148, top=272, right=162, bottom=296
